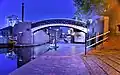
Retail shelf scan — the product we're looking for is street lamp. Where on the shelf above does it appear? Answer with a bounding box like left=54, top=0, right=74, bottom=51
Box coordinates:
left=31, top=32, right=35, bottom=59
left=56, top=29, right=59, bottom=31
left=18, top=32, right=23, bottom=44
left=54, top=30, right=57, bottom=51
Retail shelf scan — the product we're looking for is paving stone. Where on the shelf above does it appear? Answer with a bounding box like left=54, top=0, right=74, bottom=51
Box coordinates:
left=10, top=45, right=89, bottom=75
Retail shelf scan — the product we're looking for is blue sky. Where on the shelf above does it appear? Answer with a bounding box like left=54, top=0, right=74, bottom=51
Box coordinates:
left=0, top=0, right=76, bottom=28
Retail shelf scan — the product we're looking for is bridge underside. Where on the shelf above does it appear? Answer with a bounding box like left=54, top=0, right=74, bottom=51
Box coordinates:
left=31, top=24, right=88, bottom=33
left=31, top=18, right=87, bottom=33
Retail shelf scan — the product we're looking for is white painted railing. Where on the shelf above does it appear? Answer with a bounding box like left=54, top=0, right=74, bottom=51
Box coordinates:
left=87, top=37, right=108, bottom=48
left=86, top=31, right=110, bottom=49
left=87, top=31, right=110, bottom=42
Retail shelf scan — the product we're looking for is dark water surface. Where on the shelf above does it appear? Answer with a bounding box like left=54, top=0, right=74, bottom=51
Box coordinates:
left=0, top=53, right=17, bottom=75
left=0, top=44, right=49, bottom=75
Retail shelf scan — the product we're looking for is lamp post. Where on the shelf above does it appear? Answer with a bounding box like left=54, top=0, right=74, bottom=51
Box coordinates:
left=54, top=30, right=57, bottom=51
left=32, top=32, right=35, bottom=59
left=85, top=33, right=87, bottom=55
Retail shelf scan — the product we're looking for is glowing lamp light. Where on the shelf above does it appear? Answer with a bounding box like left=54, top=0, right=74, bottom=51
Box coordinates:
left=71, top=32, right=75, bottom=36
left=19, top=32, right=23, bottom=34
left=56, top=29, right=59, bottom=31
left=0, top=36, right=3, bottom=38
left=68, top=30, right=71, bottom=34
left=87, top=29, right=90, bottom=32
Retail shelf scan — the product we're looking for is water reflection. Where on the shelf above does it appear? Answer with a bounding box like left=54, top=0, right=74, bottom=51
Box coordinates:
left=0, top=53, right=17, bottom=75
left=0, top=43, right=50, bottom=75
left=15, top=44, right=50, bottom=67
left=0, top=48, right=8, bottom=54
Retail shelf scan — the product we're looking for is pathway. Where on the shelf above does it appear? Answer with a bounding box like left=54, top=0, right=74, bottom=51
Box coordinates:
left=10, top=36, right=120, bottom=75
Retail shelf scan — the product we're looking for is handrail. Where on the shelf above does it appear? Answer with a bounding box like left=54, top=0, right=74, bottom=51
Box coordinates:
left=84, top=31, right=110, bottom=55
left=87, top=37, right=108, bottom=48
left=87, top=31, right=110, bottom=42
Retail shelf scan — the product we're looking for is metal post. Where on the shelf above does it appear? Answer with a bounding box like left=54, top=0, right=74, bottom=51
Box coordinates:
left=85, top=33, right=87, bottom=55
left=49, top=33, right=50, bottom=43
left=101, top=32, right=105, bottom=49
left=101, top=39, right=104, bottom=50
left=95, top=32, right=97, bottom=50
left=48, top=29, right=51, bottom=43
left=55, top=30, right=57, bottom=51
left=85, top=21, right=89, bottom=55
left=32, top=32, right=35, bottom=59
left=85, top=23, right=89, bottom=55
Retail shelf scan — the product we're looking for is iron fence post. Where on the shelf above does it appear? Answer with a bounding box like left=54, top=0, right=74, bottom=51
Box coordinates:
left=85, top=33, right=87, bottom=55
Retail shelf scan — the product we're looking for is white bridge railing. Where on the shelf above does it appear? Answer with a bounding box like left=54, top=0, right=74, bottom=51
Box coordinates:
left=84, top=31, right=110, bottom=55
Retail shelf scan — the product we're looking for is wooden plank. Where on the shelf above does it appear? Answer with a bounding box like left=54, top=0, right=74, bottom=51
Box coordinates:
left=88, top=55, right=120, bottom=75
left=107, top=55, right=120, bottom=65
left=96, top=55, right=120, bottom=74
left=82, top=56, right=107, bottom=75
left=113, top=55, right=120, bottom=60
left=81, top=56, right=95, bottom=75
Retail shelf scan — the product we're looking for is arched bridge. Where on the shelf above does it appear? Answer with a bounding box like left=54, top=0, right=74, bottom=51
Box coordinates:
left=31, top=18, right=88, bottom=33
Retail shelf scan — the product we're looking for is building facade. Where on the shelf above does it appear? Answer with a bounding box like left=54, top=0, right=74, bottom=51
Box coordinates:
left=0, top=26, right=13, bottom=43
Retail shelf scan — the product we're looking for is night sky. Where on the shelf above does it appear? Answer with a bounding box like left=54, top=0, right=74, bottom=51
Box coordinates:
left=0, top=0, right=76, bottom=28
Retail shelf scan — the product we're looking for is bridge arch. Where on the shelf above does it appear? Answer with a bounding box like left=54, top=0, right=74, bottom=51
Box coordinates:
left=31, top=18, right=88, bottom=33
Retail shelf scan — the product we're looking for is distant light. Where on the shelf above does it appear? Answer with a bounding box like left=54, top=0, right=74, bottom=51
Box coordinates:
left=62, top=33, right=65, bottom=35
left=56, top=29, right=59, bottom=31
left=68, top=29, right=71, bottom=34
left=71, top=32, right=75, bottom=36
left=19, top=32, right=23, bottom=34
left=104, top=9, right=107, bottom=12
left=87, top=29, right=90, bottom=32
left=0, top=36, right=3, bottom=38
left=8, top=53, right=11, bottom=55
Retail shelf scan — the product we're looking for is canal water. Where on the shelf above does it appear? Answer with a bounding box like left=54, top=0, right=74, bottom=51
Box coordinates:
left=0, top=43, right=50, bottom=75
left=0, top=52, right=17, bottom=75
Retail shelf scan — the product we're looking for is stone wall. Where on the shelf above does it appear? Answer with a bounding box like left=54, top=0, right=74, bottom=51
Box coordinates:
left=13, top=22, right=32, bottom=44
left=104, top=0, right=120, bottom=35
